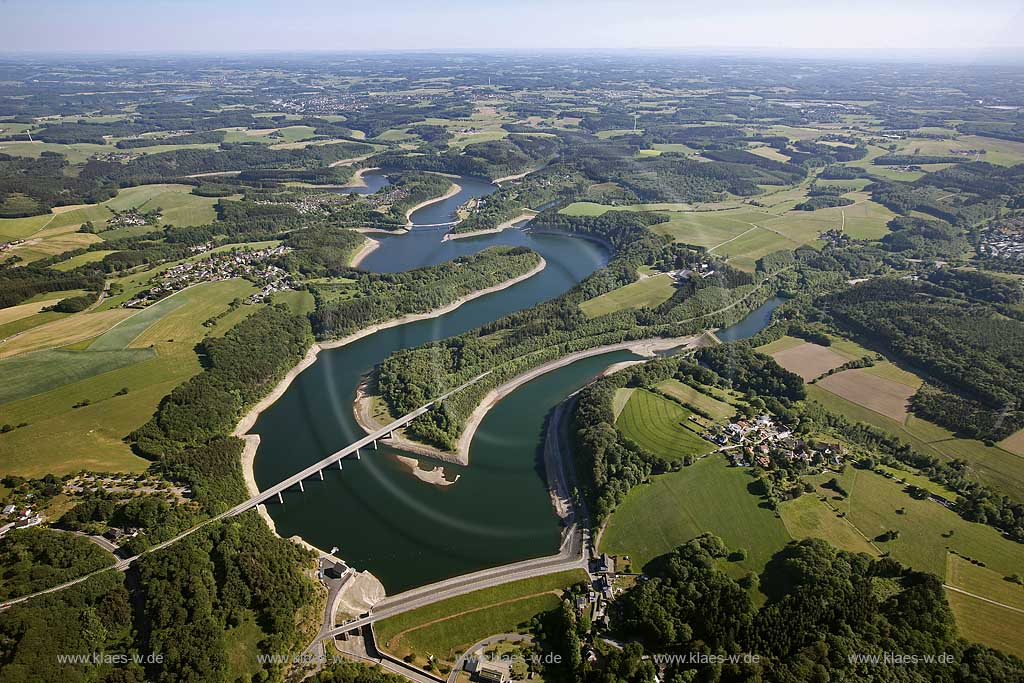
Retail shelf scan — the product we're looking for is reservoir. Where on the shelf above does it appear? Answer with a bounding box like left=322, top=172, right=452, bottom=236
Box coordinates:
left=328, top=169, right=391, bottom=195
left=252, top=175, right=612, bottom=592
left=251, top=177, right=781, bottom=592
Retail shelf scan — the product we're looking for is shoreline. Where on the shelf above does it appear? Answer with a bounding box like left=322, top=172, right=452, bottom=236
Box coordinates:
left=233, top=255, right=549, bottom=499
left=342, top=166, right=381, bottom=188
left=404, top=182, right=462, bottom=225
left=443, top=211, right=537, bottom=241
left=452, top=333, right=715, bottom=461
left=492, top=167, right=540, bottom=184
left=393, top=455, right=460, bottom=487
left=349, top=236, right=381, bottom=268
left=526, top=227, right=614, bottom=252
left=352, top=379, right=468, bottom=466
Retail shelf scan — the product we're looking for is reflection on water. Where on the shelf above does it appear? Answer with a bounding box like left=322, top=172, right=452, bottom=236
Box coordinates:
left=252, top=176, right=782, bottom=591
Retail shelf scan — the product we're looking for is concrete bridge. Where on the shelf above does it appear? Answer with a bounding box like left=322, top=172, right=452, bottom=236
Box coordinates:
left=1, top=371, right=491, bottom=608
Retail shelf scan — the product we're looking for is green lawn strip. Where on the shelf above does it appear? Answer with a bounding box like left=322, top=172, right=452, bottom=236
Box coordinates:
left=387, top=593, right=561, bottom=664
left=615, top=389, right=714, bottom=462
left=600, top=456, right=792, bottom=574
left=374, top=570, right=587, bottom=651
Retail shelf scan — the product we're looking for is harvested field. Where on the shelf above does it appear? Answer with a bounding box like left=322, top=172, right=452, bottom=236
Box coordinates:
left=769, top=342, right=847, bottom=381
left=817, top=368, right=917, bottom=421
left=999, top=428, right=1024, bottom=457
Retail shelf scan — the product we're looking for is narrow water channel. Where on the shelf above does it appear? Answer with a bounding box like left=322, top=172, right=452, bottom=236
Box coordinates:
left=251, top=174, right=779, bottom=592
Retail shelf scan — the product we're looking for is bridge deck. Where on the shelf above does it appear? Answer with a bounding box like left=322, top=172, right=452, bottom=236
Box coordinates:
left=225, top=371, right=490, bottom=517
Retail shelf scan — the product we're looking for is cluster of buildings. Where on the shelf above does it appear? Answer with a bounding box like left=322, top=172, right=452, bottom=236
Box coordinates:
left=0, top=239, right=25, bottom=253
left=363, top=185, right=409, bottom=210
left=269, top=93, right=419, bottom=116
left=668, top=262, right=715, bottom=281
left=106, top=208, right=154, bottom=228
left=978, top=219, right=1024, bottom=261
left=123, top=245, right=294, bottom=307
left=708, top=415, right=845, bottom=470
left=0, top=504, right=43, bottom=530
left=257, top=192, right=351, bottom=216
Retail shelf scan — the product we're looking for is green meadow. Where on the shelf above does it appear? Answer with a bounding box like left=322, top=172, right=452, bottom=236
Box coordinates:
left=615, top=388, right=715, bottom=462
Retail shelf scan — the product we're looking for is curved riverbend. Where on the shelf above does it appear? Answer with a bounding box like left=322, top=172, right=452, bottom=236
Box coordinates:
left=248, top=175, right=610, bottom=592
left=247, top=175, right=781, bottom=592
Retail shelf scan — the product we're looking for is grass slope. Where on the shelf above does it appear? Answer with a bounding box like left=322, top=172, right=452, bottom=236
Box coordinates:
left=615, top=389, right=714, bottom=462
left=579, top=274, right=676, bottom=318
left=600, top=456, right=792, bottom=575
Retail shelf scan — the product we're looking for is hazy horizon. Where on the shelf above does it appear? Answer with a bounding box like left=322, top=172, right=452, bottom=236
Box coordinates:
left=1, top=0, right=1022, bottom=61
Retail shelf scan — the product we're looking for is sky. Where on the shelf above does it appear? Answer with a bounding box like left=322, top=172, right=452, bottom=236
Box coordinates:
left=0, top=0, right=1022, bottom=59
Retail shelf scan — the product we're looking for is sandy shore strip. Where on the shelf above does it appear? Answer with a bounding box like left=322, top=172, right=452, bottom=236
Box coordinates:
left=452, top=333, right=715, bottom=461
left=443, top=210, right=538, bottom=241
left=404, top=182, right=462, bottom=225
left=233, top=255, right=548, bottom=497
left=493, top=167, right=541, bottom=184
left=342, top=166, right=380, bottom=188
left=349, top=236, right=380, bottom=267
left=352, top=379, right=467, bottom=465
left=393, top=455, right=460, bottom=486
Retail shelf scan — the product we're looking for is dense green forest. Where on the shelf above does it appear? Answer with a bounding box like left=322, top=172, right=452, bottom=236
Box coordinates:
left=311, top=246, right=542, bottom=338
left=822, top=279, right=1024, bottom=440
left=600, top=535, right=1024, bottom=682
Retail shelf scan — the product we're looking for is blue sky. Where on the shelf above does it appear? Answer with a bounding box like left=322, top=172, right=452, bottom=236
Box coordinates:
left=1, top=0, right=1021, bottom=56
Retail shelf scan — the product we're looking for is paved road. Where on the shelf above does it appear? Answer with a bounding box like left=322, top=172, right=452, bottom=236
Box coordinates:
left=322, top=527, right=589, bottom=642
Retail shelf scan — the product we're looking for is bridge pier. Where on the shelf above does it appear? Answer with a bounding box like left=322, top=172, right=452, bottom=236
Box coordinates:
left=373, top=439, right=378, bottom=450
left=355, top=449, right=361, bottom=460
left=318, top=469, right=323, bottom=481
left=298, top=480, right=304, bottom=492
left=337, top=459, right=343, bottom=470
left=277, top=492, right=283, bottom=504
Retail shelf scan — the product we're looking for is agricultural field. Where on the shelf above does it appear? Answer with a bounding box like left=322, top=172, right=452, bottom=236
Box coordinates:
left=791, top=467, right=1024, bottom=656
left=374, top=569, right=587, bottom=666
left=615, top=388, right=715, bottom=462
left=806, top=385, right=1024, bottom=501
left=944, top=555, right=1024, bottom=658
left=777, top=493, right=880, bottom=557
left=0, top=308, right=134, bottom=359
left=103, top=184, right=219, bottom=227
left=816, top=368, right=917, bottom=421
left=1000, top=429, right=1024, bottom=457
left=655, top=378, right=737, bottom=421
left=600, top=456, right=793, bottom=576
left=579, top=274, right=677, bottom=317
left=5, top=228, right=101, bottom=264
left=0, top=279, right=258, bottom=476
left=767, top=341, right=849, bottom=381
